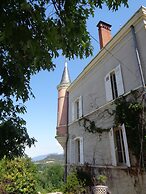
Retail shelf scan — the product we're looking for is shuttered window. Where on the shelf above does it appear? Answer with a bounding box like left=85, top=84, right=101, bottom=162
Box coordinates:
left=105, top=73, right=113, bottom=102
left=74, top=137, right=84, bottom=165
left=72, top=96, right=83, bottom=121
left=115, top=65, right=124, bottom=96
left=110, top=124, right=130, bottom=167
left=105, top=65, right=124, bottom=102
left=109, top=128, right=117, bottom=166
left=121, top=124, right=130, bottom=167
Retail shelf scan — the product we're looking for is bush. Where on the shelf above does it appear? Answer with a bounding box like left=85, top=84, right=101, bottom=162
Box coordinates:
left=62, top=171, right=85, bottom=194
left=36, top=163, right=64, bottom=192
left=0, top=157, right=37, bottom=194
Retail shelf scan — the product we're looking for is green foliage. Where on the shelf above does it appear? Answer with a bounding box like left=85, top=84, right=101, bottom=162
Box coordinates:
left=0, top=118, right=36, bottom=160
left=97, top=175, right=107, bottom=185
left=76, top=167, right=93, bottom=187
left=79, top=117, right=110, bottom=134
left=0, top=96, right=36, bottom=159
left=63, top=171, right=85, bottom=194
left=0, top=157, right=37, bottom=194
left=0, top=0, right=129, bottom=158
left=36, top=163, right=64, bottom=192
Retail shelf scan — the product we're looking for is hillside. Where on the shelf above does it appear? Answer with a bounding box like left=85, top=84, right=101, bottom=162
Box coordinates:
left=33, top=153, right=64, bottom=164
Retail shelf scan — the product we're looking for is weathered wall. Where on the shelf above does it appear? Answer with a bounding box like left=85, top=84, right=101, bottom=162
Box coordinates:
left=67, top=165, right=146, bottom=194
left=67, top=103, right=114, bottom=165
left=68, top=16, right=146, bottom=124
left=94, top=167, right=146, bottom=194
left=67, top=8, right=146, bottom=166
left=66, top=7, right=146, bottom=194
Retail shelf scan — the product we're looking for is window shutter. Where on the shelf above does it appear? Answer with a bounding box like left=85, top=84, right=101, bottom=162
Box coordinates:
left=105, top=73, right=113, bottom=101
left=109, top=128, right=117, bottom=166
left=69, top=139, right=72, bottom=164
left=121, top=124, right=130, bottom=167
left=70, top=139, right=75, bottom=164
left=80, top=137, right=84, bottom=164
left=72, top=102, right=74, bottom=121
left=115, top=65, right=124, bottom=96
left=79, top=96, right=83, bottom=118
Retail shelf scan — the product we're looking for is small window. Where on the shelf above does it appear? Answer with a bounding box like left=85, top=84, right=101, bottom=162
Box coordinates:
left=74, top=137, right=84, bottom=165
left=75, top=139, right=80, bottom=164
left=72, top=96, right=82, bottom=121
left=75, top=99, right=80, bottom=119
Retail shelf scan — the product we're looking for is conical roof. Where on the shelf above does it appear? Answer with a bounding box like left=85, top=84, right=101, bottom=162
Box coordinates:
left=60, top=61, right=71, bottom=85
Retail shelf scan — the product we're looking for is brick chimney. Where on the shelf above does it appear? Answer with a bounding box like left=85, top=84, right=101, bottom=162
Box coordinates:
left=97, top=21, right=112, bottom=49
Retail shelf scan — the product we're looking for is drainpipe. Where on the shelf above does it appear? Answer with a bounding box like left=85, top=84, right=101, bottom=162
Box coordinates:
left=131, top=25, right=145, bottom=168
left=64, top=91, right=69, bottom=182
left=131, top=25, right=145, bottom=87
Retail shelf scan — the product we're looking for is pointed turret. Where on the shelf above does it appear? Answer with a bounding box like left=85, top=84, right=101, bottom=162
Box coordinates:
left=56, top=61, right=71, bottom=149
left=59, top=61, right=71, bottom=86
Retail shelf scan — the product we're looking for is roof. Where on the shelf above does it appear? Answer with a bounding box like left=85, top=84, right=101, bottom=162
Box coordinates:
left=58, top=61, right=71, bottom=88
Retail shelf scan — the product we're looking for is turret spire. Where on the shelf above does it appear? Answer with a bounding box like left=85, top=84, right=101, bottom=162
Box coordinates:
left=56, top=60, right=70, bottom=149
left=60, top=60, right=71, bottom=85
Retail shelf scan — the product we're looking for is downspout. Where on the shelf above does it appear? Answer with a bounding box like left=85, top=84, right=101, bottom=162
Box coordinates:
left=131, top=25, right=145, bottom=169
left=131, top=25, right=145, bottom=87
left=64, top=91, right=69, bottom=182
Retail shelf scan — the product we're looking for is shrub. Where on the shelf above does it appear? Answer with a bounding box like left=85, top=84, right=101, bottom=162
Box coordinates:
left=62, top=171, right=85, bottom=194
left=0, top=157, right=37, bottom=194
left=36, top=163, right=64, bottom=192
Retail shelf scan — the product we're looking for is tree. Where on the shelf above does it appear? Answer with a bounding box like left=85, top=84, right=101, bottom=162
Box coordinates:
left=0, top=0, right=129, bottom=158
left=0, top=117, right=35, bottom=159
left=37, top=163, right=64, bottom=192
left=0, top=157, right=38, bottom=194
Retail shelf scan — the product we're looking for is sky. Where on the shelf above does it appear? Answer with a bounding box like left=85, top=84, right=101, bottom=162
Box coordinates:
left=25, top=1, right=146, bottom=158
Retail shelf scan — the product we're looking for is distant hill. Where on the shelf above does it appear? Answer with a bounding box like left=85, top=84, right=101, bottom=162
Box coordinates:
left=32, top=154, right=48, bottom=162
left=32, top=153, right=64, bottom=164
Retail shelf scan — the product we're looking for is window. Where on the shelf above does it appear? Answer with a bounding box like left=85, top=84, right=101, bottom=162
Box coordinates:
left=105, top=65, right=124, bottom=102
left=114, top=127, right=126, bottom=164
left=75, top=99, right=80, bottom=119
left=72, top=96, right=82, bottom=121
left=74, top=137, right=84, bottom=164
left=70, top=137, right=84, bottom=165
left=75, top=138, right=81, bottom=164
left=109, top=124, right=130, bottom=167
left=110, top=71, right=118, bottom=99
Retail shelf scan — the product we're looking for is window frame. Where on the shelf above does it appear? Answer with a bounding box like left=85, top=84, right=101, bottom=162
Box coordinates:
left=74, top=137, right=84, bottom=165
left=114, top=127, right=126, bottom=165
left=75, top=99, right=80, bottom=119
left=72, top=96, right=83, bottom=121
left=105, top=64, right=124, bottom=102
left=110, top=70, right=118, bottom=99
left=70, top=137, right=84, bottom=165
left=109, top=124, right=130, bottom=167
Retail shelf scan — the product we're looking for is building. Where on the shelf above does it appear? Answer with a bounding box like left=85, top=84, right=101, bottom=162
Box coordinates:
left=56, top=6, right=146, bottom=194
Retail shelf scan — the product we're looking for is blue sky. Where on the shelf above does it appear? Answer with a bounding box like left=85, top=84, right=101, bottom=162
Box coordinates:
left=25, top=1, right=146, bottom=158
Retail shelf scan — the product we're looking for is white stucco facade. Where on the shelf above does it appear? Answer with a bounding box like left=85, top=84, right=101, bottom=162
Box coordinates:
left=64, top=6, right=146, bottom=194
